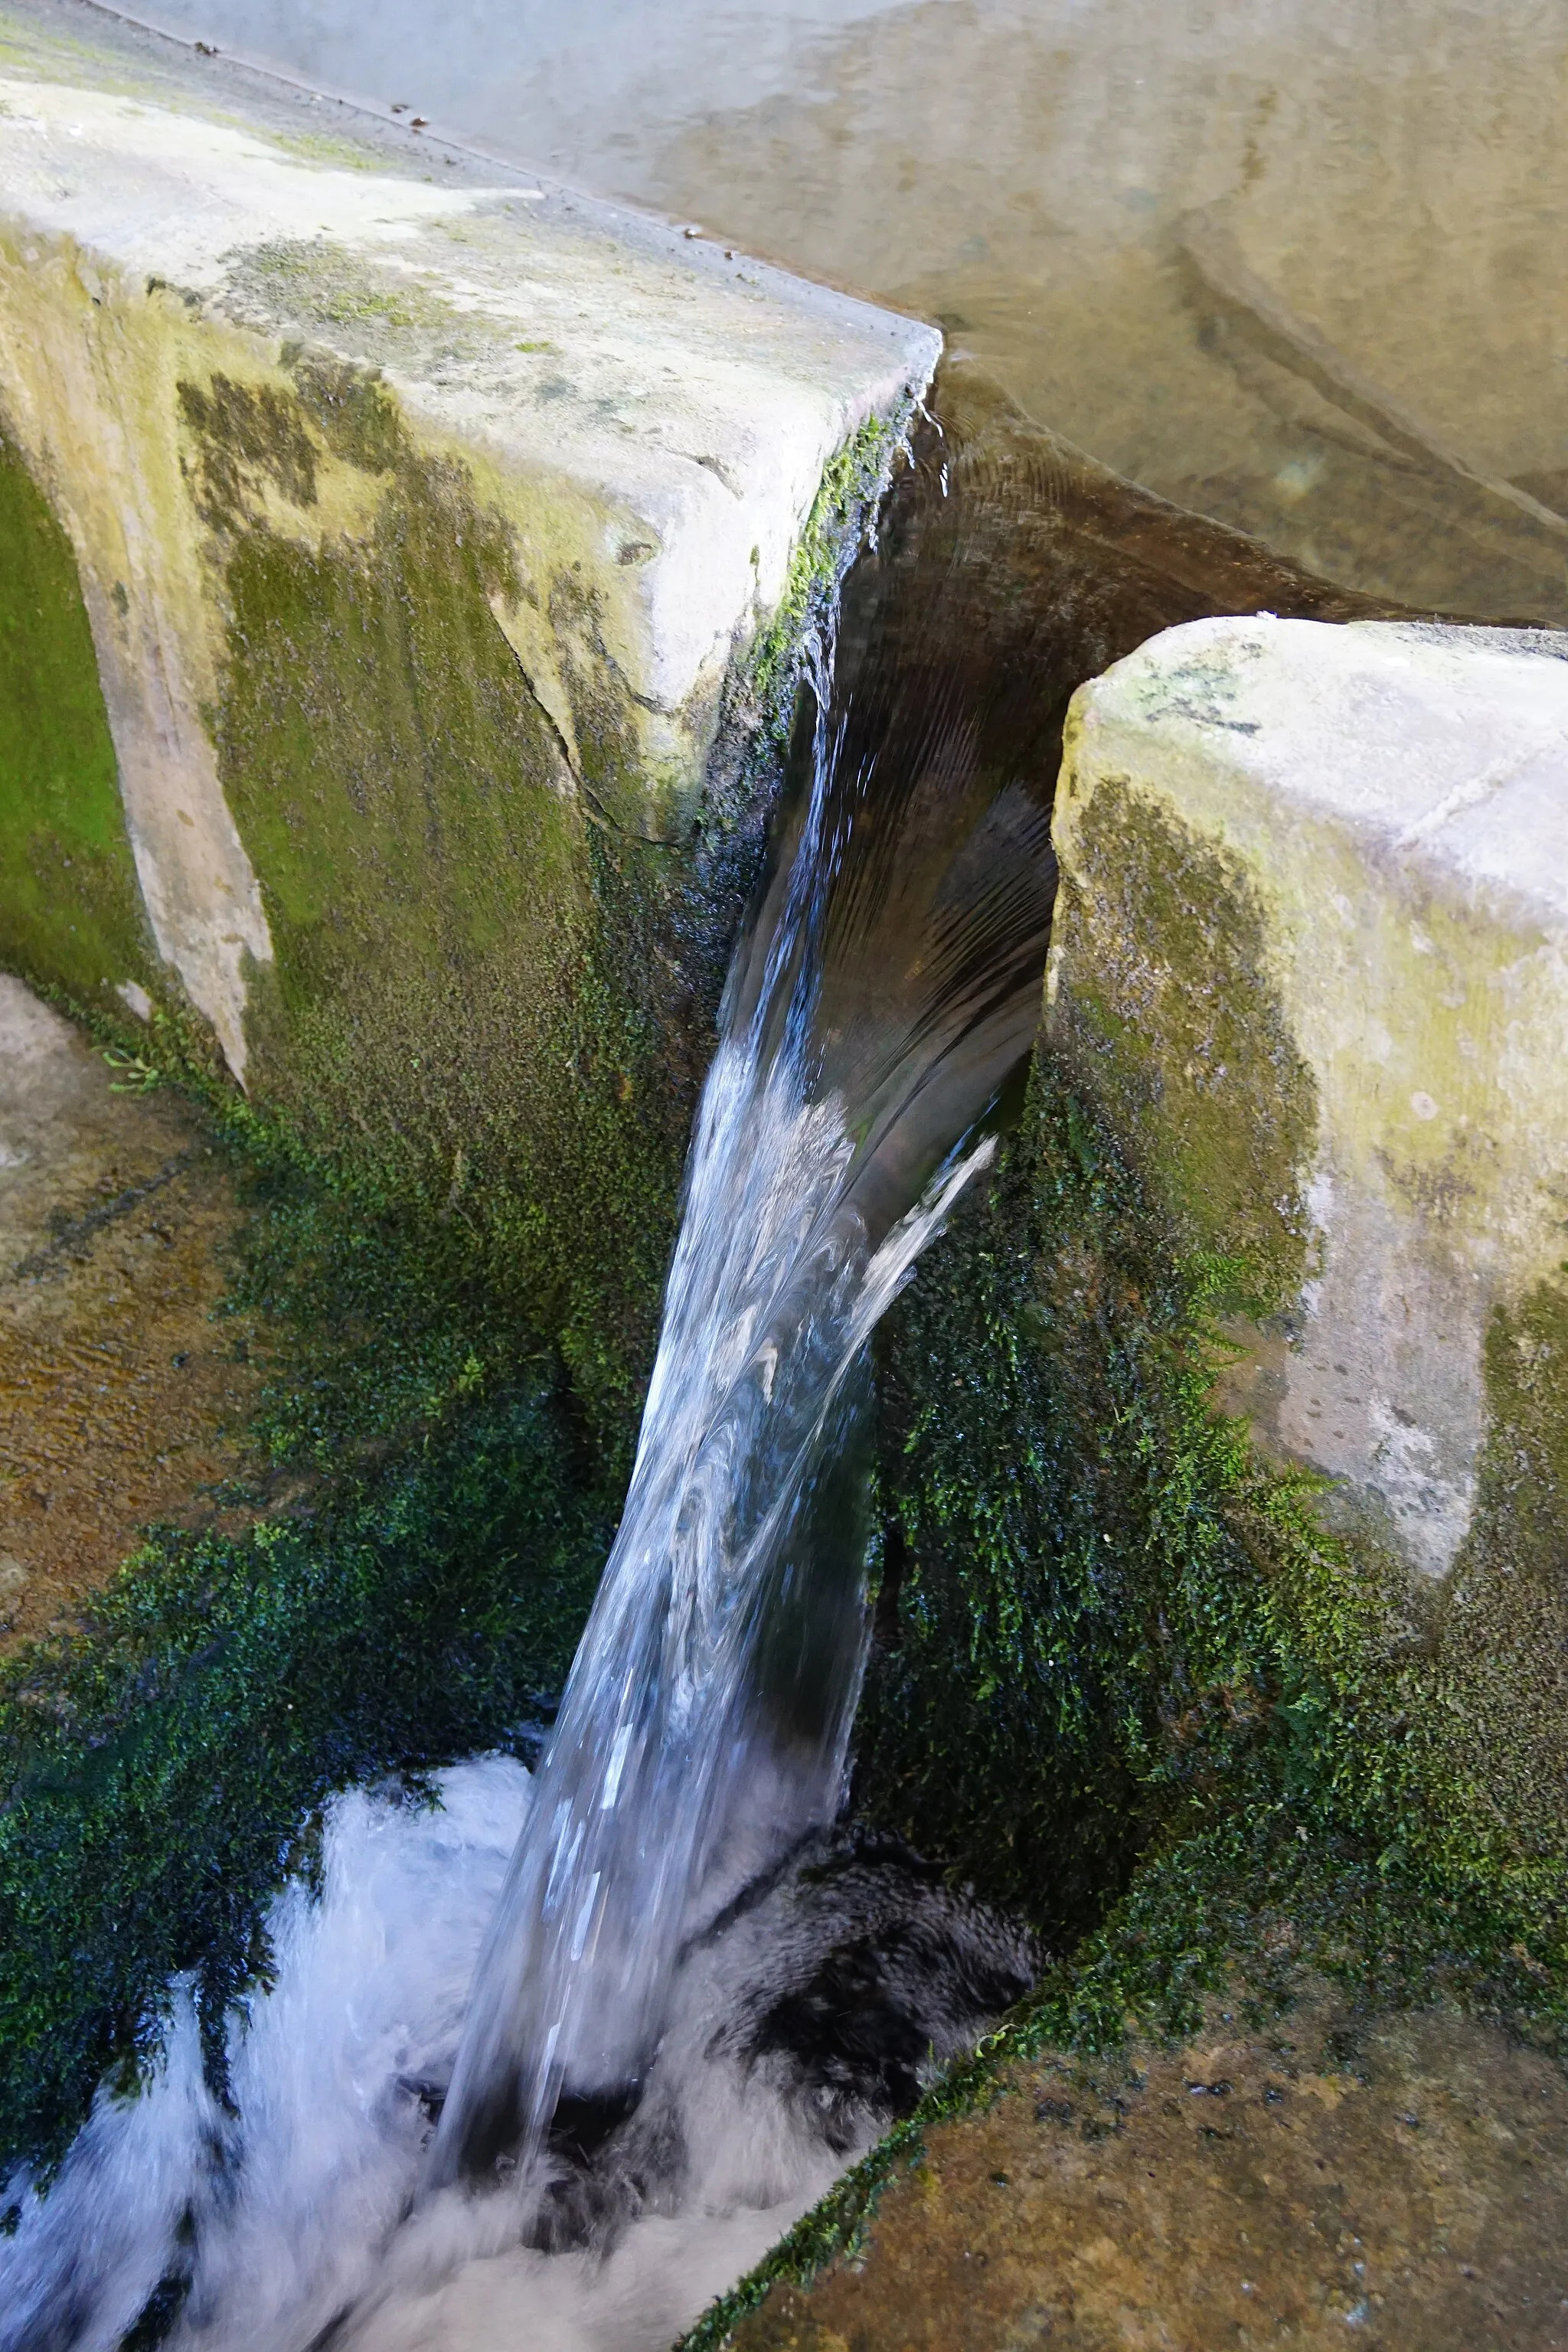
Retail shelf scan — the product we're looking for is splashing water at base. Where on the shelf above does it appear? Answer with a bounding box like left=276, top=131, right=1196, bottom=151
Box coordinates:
left=0, top=1760, right=1034, bottom=2351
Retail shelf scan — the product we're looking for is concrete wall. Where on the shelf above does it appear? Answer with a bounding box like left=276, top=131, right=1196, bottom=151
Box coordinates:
left=0, top=0, right=936, bottom=1080
left=1050, top=615, right=1568, bottom=1586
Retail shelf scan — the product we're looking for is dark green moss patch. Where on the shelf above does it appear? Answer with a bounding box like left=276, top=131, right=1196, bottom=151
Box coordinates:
left=0, top=428, right=155, bottom=1015
left=854, top=1059, right=1392, bottom=1947
left=858, top=1047, right=1568, bottom=1960
left=1416, top=1276, right=1568, bottom=1903
left=0, top=1362, right=608, bottom=2180
left=746, top=415, right=904, bottom=721
left=1050, top=775, right=1317, bottom=1317
left=175, top=374, right=320, bottom=534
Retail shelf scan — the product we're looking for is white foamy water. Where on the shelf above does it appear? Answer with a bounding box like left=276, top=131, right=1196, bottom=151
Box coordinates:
left=1, top=1758, right=1032, bottom=2352
left=0, top=1762, right=819, bottom=2352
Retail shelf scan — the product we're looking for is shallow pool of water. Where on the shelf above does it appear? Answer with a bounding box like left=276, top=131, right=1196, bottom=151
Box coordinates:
left=126, top=0, right=1568, bottom=623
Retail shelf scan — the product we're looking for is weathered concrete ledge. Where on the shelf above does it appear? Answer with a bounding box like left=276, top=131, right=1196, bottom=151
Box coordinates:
left=0, top=0, right=936, bottom=1080
left=1048, top=614, right=1568, bottom=1584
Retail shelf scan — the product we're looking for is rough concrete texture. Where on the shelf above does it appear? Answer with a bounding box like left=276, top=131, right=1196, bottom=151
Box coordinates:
left=1048, top=616, right=1568, bottom=1583
left=0, top=975, right=262, bottom=1647
left=0, top=0, right=936, bottom=1076
left=729, top=1986, right=1568, bottom=2351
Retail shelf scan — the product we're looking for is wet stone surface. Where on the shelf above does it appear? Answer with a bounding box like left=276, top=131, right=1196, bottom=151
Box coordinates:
left=731, top=1985, right=1568, bottom=2351
left=0, top=975, right=262, bottom=1648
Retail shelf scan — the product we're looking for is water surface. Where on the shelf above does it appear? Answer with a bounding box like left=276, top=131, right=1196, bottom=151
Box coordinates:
left=128, top=0, right=1568, bottom=621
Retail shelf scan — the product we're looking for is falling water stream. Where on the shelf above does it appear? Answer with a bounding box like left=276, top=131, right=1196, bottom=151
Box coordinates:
left=0, top=407, right=1067, bottom=2351
left=428, top=639, right=1021, bottom=2199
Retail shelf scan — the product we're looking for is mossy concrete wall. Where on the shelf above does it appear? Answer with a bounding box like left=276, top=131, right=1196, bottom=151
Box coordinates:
left=0, top=0, right=933, bottom=1057
left=1049, top=616, right=1568, bottom=1586
left=0, top=0, right=935, bottom=1443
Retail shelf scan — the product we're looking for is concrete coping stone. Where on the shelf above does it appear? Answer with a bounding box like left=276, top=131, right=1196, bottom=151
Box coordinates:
left=0, top=0, right=939, bottom=712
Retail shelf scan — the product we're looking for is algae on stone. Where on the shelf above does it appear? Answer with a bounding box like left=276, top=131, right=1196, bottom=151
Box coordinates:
left=1050, top=616, right=1568, bottom=1585
left=0, top=429, right=155, bottom=1016
left=1045, top=764, right=1317, bottom=1318
left=0, top=20, right=936, bottom=1096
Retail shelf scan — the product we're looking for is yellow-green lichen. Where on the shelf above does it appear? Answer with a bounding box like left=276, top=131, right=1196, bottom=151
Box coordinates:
left=227, top=240, right=472, bottom=361
left=177, top=357, right=689, bottom=1461
left=1417, top=1274, right=1568, bottom=1893
left=0, top=426, right=155, bottom=1013
left=264, top=129, right=386, bottom=173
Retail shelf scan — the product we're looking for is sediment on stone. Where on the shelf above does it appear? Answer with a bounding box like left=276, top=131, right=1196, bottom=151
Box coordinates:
left=0, top=975, right=266, bottom=1652
left=723, top=1984, right=1568, bottom=2352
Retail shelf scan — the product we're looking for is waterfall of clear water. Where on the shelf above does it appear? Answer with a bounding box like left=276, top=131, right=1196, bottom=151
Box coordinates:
left=2, top=412, right=1067, bottom=2350
left=429, top=631, right=998, bottom=2190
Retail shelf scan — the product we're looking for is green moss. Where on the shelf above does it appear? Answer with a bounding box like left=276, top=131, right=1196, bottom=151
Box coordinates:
left=678, top=407, right=915, bottom=1023
left=228, top=240, right=471, bottom=361
left=857, top=1039, right=1568, bottom=1947
left=1414, top=1276, right=1568, bottom=1896
left=175, top=374, right=319, bottom=531
left=678, top=732, right=1568, bottom=2343
left=0, top=428, right=155, bottom=1014
left=747, top=412, right=906, bottom=724
left=1050, top=775, right=1317, bottom=1317
left=175, top=360, right=691, bottom=1468
left=175, top=364, right=907, bottom=1472
left=264, top=129, right=384, bottom=173
left=853, top=1059, right=1377, bottom=1944
left=679, top=1063, right=1568, bottom=2350
left=290, top=352, right=405, bottom=475
left=0, top=1008, right=663, bottom=2184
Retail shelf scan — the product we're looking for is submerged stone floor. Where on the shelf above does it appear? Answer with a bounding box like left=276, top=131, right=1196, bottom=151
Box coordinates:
left=0, top=975, right=262, bottom=1650
left=730, top=1984, right=1568, bottom=2351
